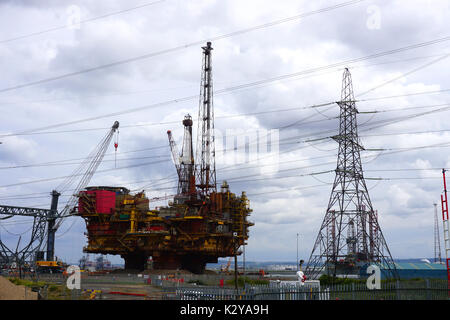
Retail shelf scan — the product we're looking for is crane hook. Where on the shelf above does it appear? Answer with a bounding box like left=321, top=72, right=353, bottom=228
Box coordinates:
left=114, top=130, right=119, bottom=168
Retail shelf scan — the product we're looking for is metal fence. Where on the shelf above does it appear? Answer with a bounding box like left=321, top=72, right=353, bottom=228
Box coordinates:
left=326, top=279, right=449, bottom=300
left=161, top=279, right=450, bottom=300
left=15, top=272, right=450, bottom=300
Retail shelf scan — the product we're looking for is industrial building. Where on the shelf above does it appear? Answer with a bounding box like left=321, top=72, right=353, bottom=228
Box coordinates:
left=360, top=262, right=448, bottom=280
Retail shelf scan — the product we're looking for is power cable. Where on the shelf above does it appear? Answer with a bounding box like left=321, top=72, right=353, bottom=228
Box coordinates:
left=5, top=17, right=450, bottom=136
left=0, top=154, right=171, bottom=170
left=358, top=88, right=450, bottom=103
left=0, top=0, right=366, bottom=94
left=0, top=0, right=167, bottom=44
left=1, top=50, right=447, bottom=108
left=0, top=159, right=169, bottom=188
left=356, top=53, right=450, bottom=98
left=0, top=102, right=335, bottom=137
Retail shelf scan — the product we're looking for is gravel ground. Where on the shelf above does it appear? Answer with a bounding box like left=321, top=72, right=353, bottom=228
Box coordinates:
left=81, top=283, right=164, bottom=300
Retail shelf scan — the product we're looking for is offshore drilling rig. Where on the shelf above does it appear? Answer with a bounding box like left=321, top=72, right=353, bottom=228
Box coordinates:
left=75, top=42, right=254, bottom=273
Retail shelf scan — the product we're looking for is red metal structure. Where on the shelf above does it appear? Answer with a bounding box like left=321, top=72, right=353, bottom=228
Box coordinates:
left=440, top=169, right=450, bottom=295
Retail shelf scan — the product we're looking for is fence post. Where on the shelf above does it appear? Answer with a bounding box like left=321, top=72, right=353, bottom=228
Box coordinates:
left=351, top=282, right=355, bottom=300
left=426, top=279, right=431, bottom=300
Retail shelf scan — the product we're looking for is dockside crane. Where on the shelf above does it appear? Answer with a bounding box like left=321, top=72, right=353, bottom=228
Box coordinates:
left=0, top=121, right=120, bottom=272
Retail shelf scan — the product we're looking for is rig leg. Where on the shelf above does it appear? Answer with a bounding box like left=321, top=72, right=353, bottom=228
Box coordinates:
left=181, top=255, right=207, bottom=274
left=152, top=253, right=182, bottom=270
left=151, top=253, right=217, bottom=274
left=122, top=253, right=148, bottom=271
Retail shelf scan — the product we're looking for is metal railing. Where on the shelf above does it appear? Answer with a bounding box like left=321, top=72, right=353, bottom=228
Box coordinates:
left=15, top=272, right=449, bottom=300
left=161, top=279, right=449, bottom=300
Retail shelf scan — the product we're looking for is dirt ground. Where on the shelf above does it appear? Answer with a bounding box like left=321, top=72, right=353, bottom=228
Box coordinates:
left=109, top=268, right=218, bottom=275
left=0, top=276, right=38, bottom=300
left=81, top=283, right=164, bottom=300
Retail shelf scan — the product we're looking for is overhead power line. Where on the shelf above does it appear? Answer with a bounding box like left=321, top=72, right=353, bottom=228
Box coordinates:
left=358, top=88, right=450, bottom=102
left=0, top=159, right=169, bottom=188
left=0, top=0, right=366, bottom=94
left=0, top=102, right=335, bottom=137
left=1, top=50, right=447, bottom=108
left=4, top=134, right=448, bottom=191
left=0, top=154, right=171, bottom=170
left=356, top=53, right=450, bottom=97
left=4, top=33, right=450, bottom=137
left=0, top=0, right=167, bottom=44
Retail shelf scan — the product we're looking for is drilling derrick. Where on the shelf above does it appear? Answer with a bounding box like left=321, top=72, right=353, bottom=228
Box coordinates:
left=196, top=41, right=216, bottom=197
left=305, top=68, right=398, bottom=280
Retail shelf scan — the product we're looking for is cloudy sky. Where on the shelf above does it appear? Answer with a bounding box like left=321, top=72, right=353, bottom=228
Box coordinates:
left=0, top=0, right=450, bottom=265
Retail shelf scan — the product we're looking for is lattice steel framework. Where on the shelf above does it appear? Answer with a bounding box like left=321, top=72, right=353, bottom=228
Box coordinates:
left=0, top=121, right=119, bottom=269
left=0, top=205, right=50, bottom=267
left=434, top=203, right=443, bottom=263
left=305, top=68, right=398, bottom=280
left=167, top=114, right=196, bottom=198
left=195, top=42, right=217, bottom=197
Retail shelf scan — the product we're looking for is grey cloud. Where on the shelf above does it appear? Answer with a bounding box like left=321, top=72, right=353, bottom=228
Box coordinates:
left=0, top=0, right=449, bottom=262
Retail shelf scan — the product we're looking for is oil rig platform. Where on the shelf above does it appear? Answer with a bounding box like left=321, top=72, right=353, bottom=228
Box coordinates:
left=75, top=42, right=254, bottom=274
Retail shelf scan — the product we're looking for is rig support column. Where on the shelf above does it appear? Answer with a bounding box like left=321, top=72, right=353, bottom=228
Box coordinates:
left=46, top=190, right=60, bottom=261
left=122, top=252, right=148, bottom=270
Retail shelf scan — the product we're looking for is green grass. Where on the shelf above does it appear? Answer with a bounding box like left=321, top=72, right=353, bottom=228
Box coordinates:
left=8, top=277, right=46, bottom=288
left=7, top=277, right=89, bottom=300
left=226, top=276, right=270, bottom=288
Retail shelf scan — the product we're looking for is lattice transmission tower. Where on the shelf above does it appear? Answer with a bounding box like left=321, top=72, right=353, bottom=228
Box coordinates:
left=305, top=68, right=398, bottom=280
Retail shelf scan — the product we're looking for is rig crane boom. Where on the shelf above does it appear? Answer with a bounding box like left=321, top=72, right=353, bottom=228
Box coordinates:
left=0, top=121, right=120, bottom=268
left=49, top=121, right=120, bottom=260
left=167, top=130, right=181, bottom=178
